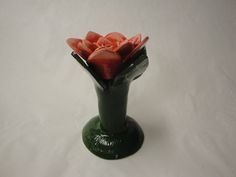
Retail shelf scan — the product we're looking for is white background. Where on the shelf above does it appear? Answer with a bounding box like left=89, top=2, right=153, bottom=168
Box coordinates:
left=0, top=0, right=236, bottom=176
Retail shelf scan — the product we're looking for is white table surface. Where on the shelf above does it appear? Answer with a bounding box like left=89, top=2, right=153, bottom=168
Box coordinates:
left=1, top=0, right=236, bottom=176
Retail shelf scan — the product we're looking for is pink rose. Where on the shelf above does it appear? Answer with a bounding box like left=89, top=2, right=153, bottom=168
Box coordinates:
left=67, top=31, right=149, bottom=79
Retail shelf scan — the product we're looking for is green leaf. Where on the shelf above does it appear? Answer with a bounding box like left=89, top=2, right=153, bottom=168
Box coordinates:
left=71, top=47, right=149, bottom=89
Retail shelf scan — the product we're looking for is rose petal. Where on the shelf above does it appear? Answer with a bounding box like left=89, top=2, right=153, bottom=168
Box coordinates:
left=105, top=32, right=126, bottom=44
left=129, top=34, right=141, bottom=46
left=88, top=49, right=122, bottom=79
left=114, top=40, right=134, bottom=58
left=88, top=48, right=121, bottom=64
left=77, top=40, right=93, bottom=59
left=83, top=39, right=97, bottom=51
left=124, top=36, right=149, bottom=62
left=96, top=37, right=113, bottom=48
left=66, top=38, right=82, bottom=53
left=85, top=31, right=102, bottom=43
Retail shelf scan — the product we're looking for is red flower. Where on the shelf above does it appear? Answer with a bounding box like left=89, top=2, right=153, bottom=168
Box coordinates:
left=67, top=31, right=149, bottom=80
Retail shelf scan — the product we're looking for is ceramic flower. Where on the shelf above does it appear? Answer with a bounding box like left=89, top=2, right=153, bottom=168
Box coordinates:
left=67, top=31, right=149, bottom=80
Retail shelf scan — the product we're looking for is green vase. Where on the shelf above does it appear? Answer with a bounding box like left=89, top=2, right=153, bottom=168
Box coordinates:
left=71, top=47, right=149, bottom=159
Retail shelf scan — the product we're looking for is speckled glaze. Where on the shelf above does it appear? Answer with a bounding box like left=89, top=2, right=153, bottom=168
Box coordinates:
left=82, top=116, right=144, bottom=159
left=72, top=47, right=148, bottom=159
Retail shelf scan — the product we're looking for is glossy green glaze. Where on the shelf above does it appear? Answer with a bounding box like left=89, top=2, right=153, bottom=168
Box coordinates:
left=72, top=47, right=148, bottom=159
left=95, top=82, right=130, bottom=133
left=82, top=115, right=144, bottom=160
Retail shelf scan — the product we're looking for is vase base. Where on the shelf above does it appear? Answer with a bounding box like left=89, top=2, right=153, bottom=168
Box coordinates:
left=82, top=116, right=144, bottom=160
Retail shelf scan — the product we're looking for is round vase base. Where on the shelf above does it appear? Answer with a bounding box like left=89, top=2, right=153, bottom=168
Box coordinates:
left=82, top=116, right=144, bottom=160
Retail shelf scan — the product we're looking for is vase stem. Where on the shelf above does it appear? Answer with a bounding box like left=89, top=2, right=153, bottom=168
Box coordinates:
left=95, top=82, right=130, bottom=133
